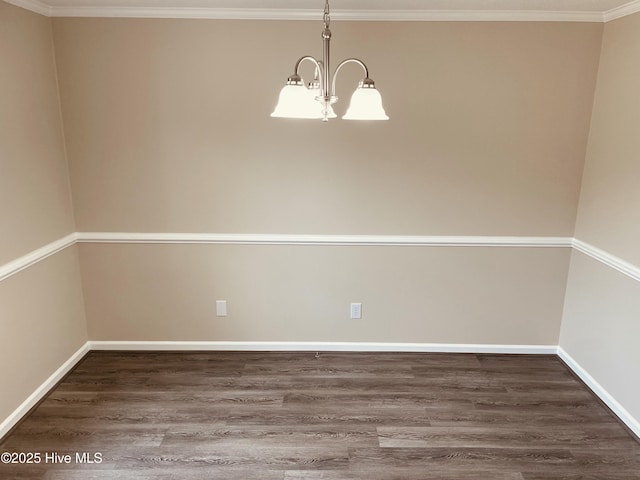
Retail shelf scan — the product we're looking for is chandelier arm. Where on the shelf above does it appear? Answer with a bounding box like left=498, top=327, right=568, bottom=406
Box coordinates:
left=293, top=55, right=325, bottom=91
left=330, top=58, right=370, bottom=97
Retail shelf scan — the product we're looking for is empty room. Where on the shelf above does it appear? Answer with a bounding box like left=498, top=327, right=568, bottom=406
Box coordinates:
left=1, top=0, right=639, bottom=478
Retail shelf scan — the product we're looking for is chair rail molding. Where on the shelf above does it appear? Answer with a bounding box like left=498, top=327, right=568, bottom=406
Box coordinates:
left=0, top=233, right=78, bottom=282
left=572, top=238, right=640, bottom=283
left=75, top=232, right=574, bottom=247
left=4, top=232, right=640, bottom=285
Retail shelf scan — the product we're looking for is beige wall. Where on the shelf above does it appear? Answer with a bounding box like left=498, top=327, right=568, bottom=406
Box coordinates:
left=561, top=251, right=640, bottom=423
left=574, top=13, right=640, bottom=266
left=47, top=17, right=602, bottom=347
left=6, top=2, right=640, bottom=437
left=52, top=19, right=602, bottom=236
left=0, top=247, right=87, bottom=424
left=0, top=3, right=75, bottom=264
left=561, top=12, right=640, bottom=428
left=80, top=243, right=570, bottom=344
left=0, top=2, right=87, bottom=428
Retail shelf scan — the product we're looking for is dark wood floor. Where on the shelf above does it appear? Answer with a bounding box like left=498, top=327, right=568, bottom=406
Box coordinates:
left=1, top=352, right=638, bottom=479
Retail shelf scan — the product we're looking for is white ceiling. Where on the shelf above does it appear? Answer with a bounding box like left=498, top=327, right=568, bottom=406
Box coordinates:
left=6, top=0, right=640, bottom=21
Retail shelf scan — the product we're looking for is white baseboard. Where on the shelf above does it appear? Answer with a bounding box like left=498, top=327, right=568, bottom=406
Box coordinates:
left=0, top=342, right=90, bottom=439
left=88, top=340, right=558, bottom=354
left=557, top=346, right=640, bottom=439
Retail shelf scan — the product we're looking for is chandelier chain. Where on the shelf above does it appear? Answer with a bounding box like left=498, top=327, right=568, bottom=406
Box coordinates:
left=323, top=0, right=330, bottom=29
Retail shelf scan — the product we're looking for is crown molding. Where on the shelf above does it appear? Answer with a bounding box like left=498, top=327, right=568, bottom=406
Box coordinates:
left=40, top=7, right=605, bottom=22
left=4, top=0, right=614, bottom=22
left=604, top=0, right=640, bottom=21
left=7, top=0, right=640, bottom=22
left=3, top=0, right=52, bottom=16
left=49, top=7, right=319, bottom=20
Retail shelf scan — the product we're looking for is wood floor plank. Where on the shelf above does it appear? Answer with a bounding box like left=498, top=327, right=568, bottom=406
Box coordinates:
left=43, top=467, right=285, bottom=480
left=160, top=424, right=378, bottom=449
left=1, top=424, right=166, bottom=449
left=376, top=425, right=635, bottom=449
left=283, top=392, right=476, bottom=411
left=221, top=404, right=432, bottom=427
left=426, top=407, right=615, bottom=428
left=0, top=351, right=638, bottom=479
left=284, top=470, right=525, bottom=480
left=94, top=446, right=350, bottom=470
left=347, top=446, right=578, bottom=466
left=45, top=390, right=285, bottom=407
left=521, top=473, right=640, bottom=480
left=342, top=468, right=526, bottom=480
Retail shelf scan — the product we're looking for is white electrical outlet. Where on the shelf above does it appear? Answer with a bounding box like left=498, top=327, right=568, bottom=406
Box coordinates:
left=216, top=300, right=227, bottom=317
left=350, top=303, right=362, bottom=319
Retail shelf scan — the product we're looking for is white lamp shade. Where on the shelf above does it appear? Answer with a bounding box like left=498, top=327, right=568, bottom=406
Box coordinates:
left=343, top=86, right=389, bottom=120
left=271, top=84, right=323, bottom=119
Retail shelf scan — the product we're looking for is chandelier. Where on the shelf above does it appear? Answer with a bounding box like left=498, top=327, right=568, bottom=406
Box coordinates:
left=271, top=0, right=389, bottom=122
